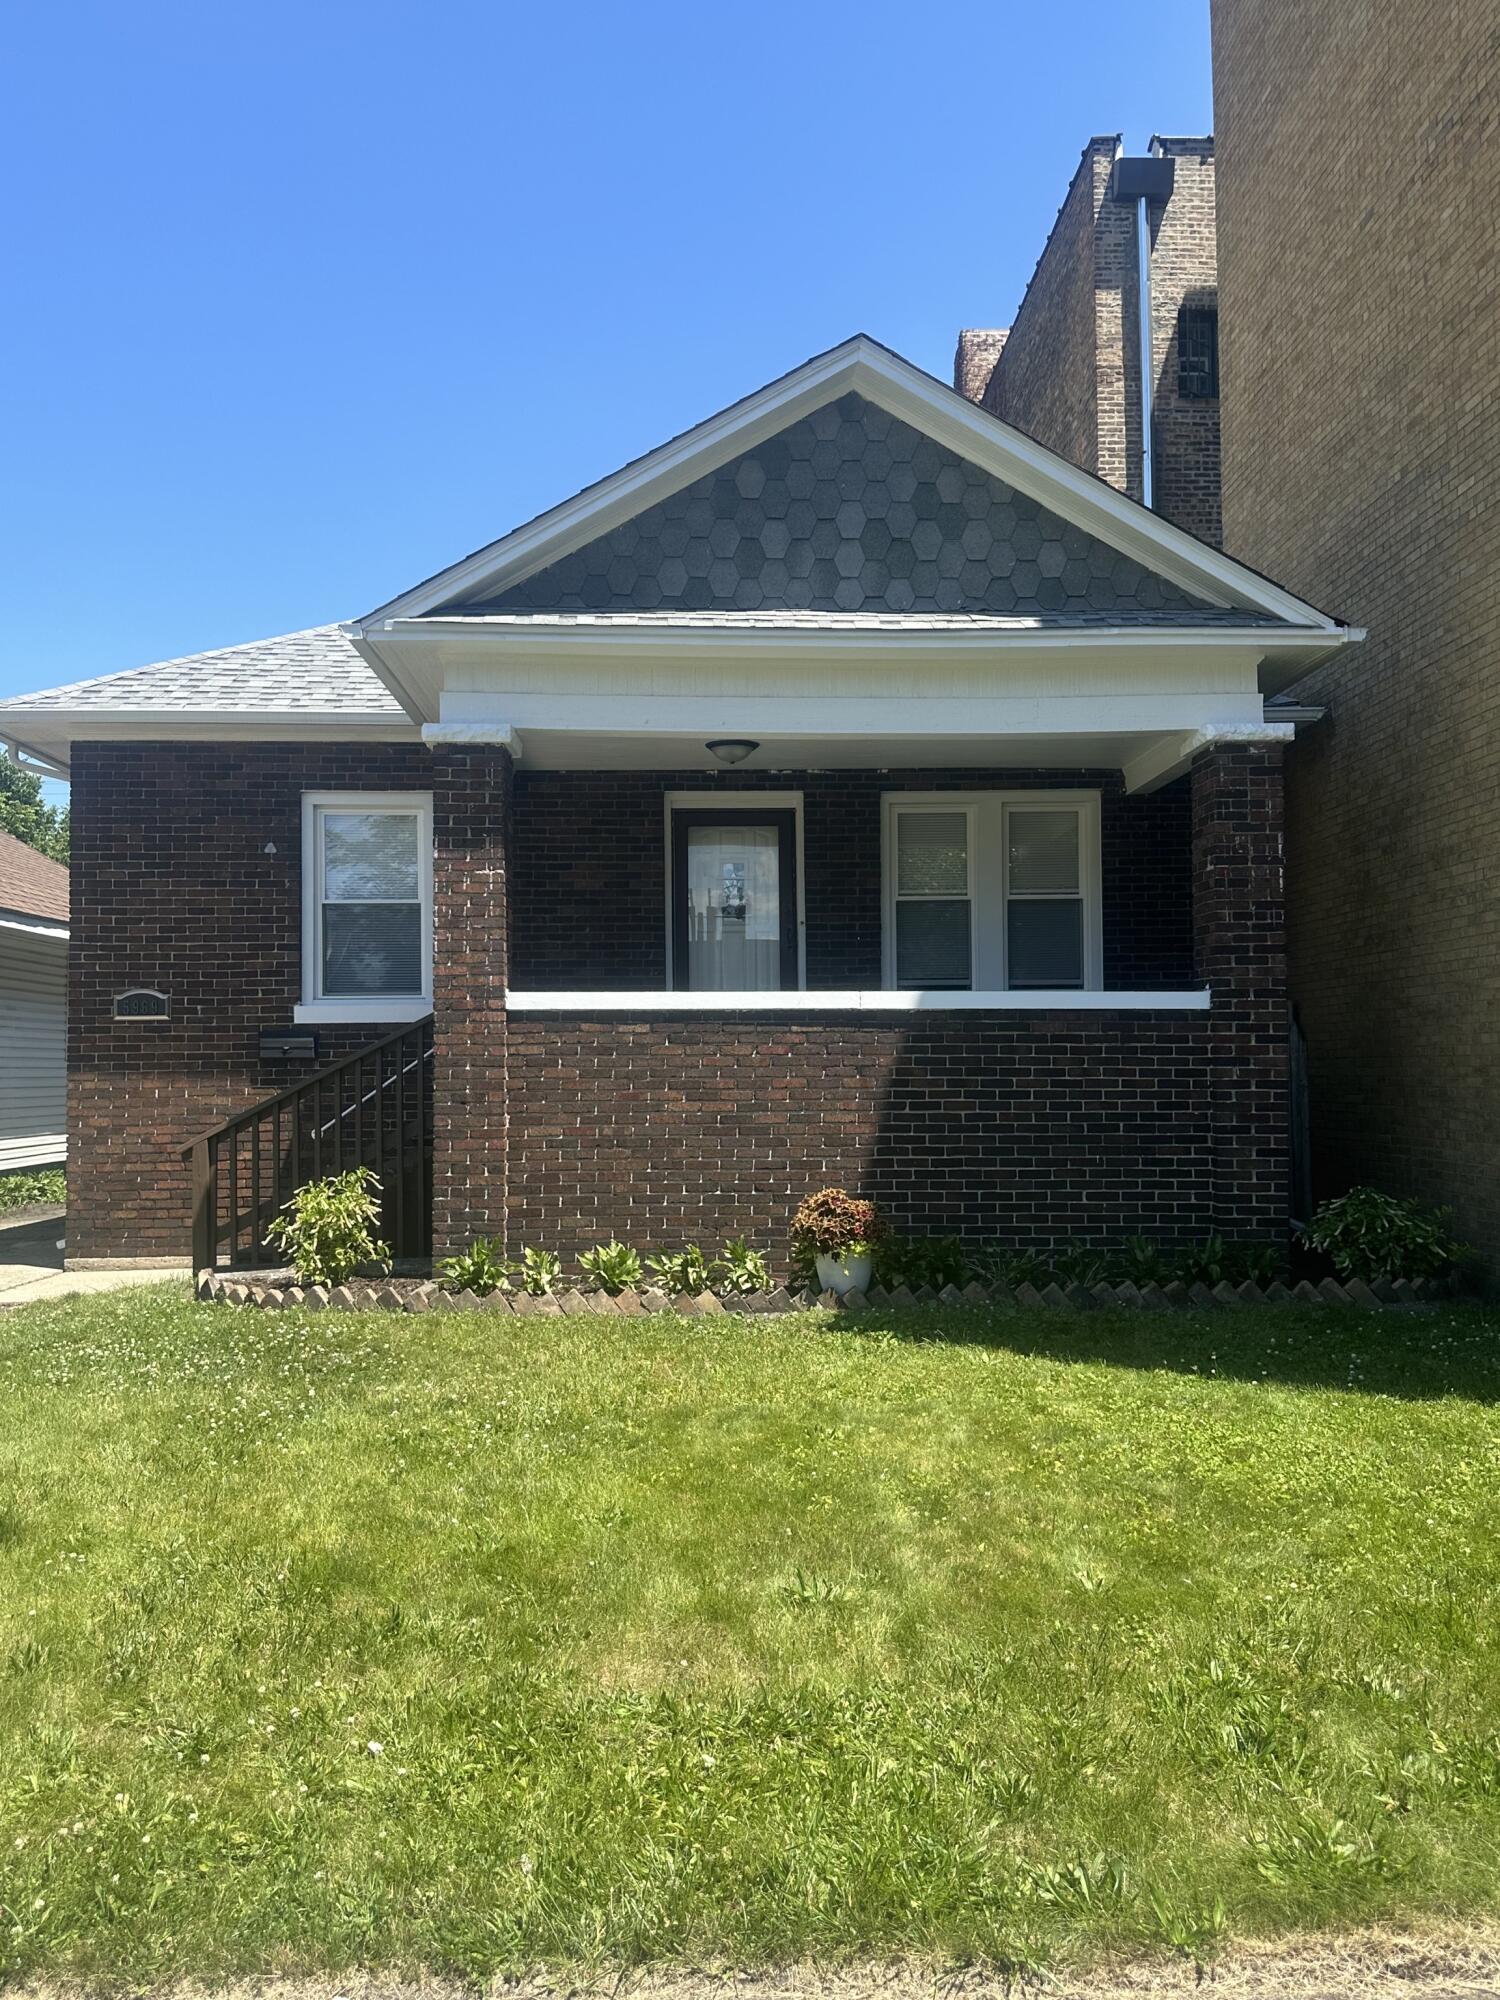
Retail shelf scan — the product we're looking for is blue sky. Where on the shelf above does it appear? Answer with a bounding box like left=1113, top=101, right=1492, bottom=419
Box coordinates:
left=1, top=0, right=1212, bottom=804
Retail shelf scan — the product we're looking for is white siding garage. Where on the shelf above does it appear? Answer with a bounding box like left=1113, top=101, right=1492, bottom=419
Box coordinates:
left=0, top=917, right=67, bottom=1170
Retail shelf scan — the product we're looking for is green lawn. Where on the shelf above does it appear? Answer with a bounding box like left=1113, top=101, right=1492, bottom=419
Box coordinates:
left=0, top=1288, right=1498, bottom=1981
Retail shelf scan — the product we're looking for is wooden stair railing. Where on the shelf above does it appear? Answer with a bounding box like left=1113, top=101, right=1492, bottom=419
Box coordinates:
left=182, top=1017, right=434, bottom=1271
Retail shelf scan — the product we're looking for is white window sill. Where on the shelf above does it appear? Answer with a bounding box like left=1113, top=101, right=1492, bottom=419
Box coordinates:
left=505, top=989, right=1211, bottom=1012
left=293, top=998, right=433, bottom=1025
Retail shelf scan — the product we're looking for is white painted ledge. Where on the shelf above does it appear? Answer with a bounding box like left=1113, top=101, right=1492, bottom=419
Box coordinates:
left=505, top=989, right=1211, bottom=1012
left=293, top=998, right=433, bottom=1025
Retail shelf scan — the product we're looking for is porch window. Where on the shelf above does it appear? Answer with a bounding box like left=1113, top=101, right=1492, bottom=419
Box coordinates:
left=883, top=791, right=1101, bottom=990
left=297, top=792, right=433, bottom=1022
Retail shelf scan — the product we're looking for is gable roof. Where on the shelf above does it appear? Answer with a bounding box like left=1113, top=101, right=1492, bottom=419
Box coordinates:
left=0, top=829, right=68, bottom=925
left=466, top=389, right=1251, bottom=623
left=0, top=626, right=402, bottom=717
left=352, top=334, right=1349, bottom=637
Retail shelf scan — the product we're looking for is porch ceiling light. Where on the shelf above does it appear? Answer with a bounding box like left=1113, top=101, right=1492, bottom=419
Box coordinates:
left=706, top=738, right=759, bottom=766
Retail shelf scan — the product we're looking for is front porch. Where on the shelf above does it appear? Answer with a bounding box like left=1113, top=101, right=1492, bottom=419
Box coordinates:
left=428, top=736, right=1288, bottom=1262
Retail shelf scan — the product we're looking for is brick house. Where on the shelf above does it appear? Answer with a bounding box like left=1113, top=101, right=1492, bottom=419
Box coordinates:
left=0, top=336, right=1357, bottom=1271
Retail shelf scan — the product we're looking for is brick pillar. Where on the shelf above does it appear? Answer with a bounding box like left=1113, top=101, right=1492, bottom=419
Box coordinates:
left=1191, top=740, right=1288, bottom=1242
left=430, top=744, right=513, bottom=1256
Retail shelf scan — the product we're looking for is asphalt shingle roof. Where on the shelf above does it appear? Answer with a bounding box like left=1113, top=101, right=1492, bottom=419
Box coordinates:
left=0, top=625, right=403, bottom=716
left=0, top=829, right=68, bottom=923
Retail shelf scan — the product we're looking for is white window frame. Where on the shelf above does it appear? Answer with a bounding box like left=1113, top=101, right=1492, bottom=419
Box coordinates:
left=884, top=799, right=978, bottom=991
left=881, top=790, right=1102, bottom=991
left=296, top=791, right=434, bottom=1024
left=662, top=790, right=806, bottom=989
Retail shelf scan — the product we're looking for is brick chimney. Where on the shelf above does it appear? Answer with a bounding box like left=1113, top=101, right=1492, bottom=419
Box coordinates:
left=953, top=327, right=1008, bottom=403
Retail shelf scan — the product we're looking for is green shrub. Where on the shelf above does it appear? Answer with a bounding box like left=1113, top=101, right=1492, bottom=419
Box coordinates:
left=1305, top=1186, right=1464, bottom=1283
left=1170, top=1234, right=1279, bottom=1287
left=715, top=1237, right=770, bottom=1295
left=518, top=1246, right=562, bottom=1296
left=647, top=1246, right=712, bottom=1295
left=791, top=1188, right=883, bottom=1257
left=873, top=1234, right=968, bottom=1292
left=437, top=1236, right=515, bottom=1296
left=578, top=1240, right=643, bottom=1295
left=0, top=1166, right=65, bottom=1212
left=264, top=1167, right=389, bottom=1287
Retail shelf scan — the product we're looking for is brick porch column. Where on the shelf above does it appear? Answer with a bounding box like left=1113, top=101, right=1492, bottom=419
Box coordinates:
left=429, top=741, right=513, bottom=1257
left=1190, top=738, right=1289, bottom=1242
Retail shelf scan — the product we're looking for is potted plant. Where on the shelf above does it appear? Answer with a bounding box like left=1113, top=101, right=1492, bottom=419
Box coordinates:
left=792, top=1188, right=884, bottom=1296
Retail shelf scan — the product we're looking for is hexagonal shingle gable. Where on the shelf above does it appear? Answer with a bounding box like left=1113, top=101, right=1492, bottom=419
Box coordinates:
left=477, top=392, right=1216, bottom=617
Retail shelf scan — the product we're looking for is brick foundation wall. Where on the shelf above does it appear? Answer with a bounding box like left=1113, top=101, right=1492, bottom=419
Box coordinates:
left=67, top=740, right=432, bottom=1260
left=1212, top=0, right=1500, bottom=1266
left=506, top=1010, right=1213, bottom=1263
left=510, top=767, right=1193, bottom=991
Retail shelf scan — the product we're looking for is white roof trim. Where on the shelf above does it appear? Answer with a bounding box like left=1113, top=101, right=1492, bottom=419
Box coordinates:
left=348, top=335, right=1347, bottom=635
left=0, top=913, right=68, bottom=940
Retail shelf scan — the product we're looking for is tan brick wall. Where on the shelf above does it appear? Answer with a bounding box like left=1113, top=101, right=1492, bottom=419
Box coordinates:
left=1148, top=140, right=1222, bottom=546
left=1212, top=0, right=1500, bottom=1261
left=981, top=139, right=1110, bottom=474
left=971, top=135, right=1221, bottom=542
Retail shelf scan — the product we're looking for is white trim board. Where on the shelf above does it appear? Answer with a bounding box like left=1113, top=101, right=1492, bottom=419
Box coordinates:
left=350, top=336, right=1351, bottom=636
left=505, top=989, right=1211, bottom=1012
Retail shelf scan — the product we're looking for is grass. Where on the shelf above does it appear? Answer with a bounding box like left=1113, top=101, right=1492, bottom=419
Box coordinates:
left=0, top=1165, right=65, bottom=1213
left=0, top=1289, right=1498, bottom=1981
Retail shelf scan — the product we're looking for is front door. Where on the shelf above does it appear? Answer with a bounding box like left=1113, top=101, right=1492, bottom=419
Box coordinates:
left=671, top=809, right=798, bottom=990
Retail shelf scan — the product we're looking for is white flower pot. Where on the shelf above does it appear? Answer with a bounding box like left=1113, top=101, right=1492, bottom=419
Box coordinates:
left=815, top=1249, right=872, bottom=1296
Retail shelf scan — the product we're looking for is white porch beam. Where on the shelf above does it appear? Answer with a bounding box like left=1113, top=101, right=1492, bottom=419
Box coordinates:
left=1124, top=721, right=1296, bottom=795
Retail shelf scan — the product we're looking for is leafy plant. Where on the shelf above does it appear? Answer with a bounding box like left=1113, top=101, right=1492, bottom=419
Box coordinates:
left=1117, top=1234, right=1173, bottom=1286
left=873, top=1234, right=968, bottom=1292
left=790, top=1187, right=884, bottom=1257
left=1304, top=1185, right=1464, bottom=1282
left=578, top=1240, right=643, bottom=1295
left=969, top=1242, right=1052, bottom=1290
left=437, top=1236, right=515, bottom=1296
left=1169, top=1234, right=1280, bottom=1287
left=0, top=1165, right=66, bottom=1213
left=1050, top=1240, right=1112, bottom=1288
left=264, top=1166, right=389, bottom=1287
left=714, top=1237, right=770, bottom=1295
left=518, top=1246, right=562, bottom=1296
left=646, top=1245, right=712, bottom=1295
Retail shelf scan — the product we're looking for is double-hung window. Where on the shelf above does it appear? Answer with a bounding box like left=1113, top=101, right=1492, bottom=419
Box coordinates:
left=884, top=792, right=1100, bottom=991
left=298, top=793, right=433, bottom=1022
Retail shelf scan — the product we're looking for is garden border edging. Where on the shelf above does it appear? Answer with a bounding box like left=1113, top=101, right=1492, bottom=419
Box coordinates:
left=196, top=1271, right=1442, bottom=1315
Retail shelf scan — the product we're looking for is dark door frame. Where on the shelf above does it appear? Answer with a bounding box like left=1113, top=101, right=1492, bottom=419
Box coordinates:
left=670, top=807, right=799, bottom=991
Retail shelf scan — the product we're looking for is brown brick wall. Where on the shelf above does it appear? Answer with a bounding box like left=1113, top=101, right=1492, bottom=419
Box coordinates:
left=1190, top=742, right=1287, bottom=1239
left=431, top=746, right=512, bottom=1257
left=510, top=768, right=1193, bottom=992
left=506, top=1010, right=1213, bottom=1263
left=67, top=741, right=433, bottom=1260
left=1212, top=0, right=1500, bottom=1262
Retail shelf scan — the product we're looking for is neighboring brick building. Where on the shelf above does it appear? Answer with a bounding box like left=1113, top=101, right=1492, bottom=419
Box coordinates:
left=1211, top=0, right=1500, bottom=1264
left=0, top=336, right=1352, bottom=1269
left=956, top=134, right=1222, bottom=546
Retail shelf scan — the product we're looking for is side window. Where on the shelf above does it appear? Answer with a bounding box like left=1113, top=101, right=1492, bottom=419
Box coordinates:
left=1177, top=304, right=1220, bottom=399
left=299, top=793, right=432, bottom=1017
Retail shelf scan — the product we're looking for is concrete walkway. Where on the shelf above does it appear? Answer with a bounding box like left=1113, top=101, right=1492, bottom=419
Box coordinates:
left=0, top=1210, right=189, bottom=1305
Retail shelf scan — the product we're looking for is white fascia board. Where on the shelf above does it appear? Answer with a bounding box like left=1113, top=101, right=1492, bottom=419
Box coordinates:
left=0, top=914, right=68, bottom=941
left=420, top=722, right=525, bottom=756
left=343, top=628, right=436, bottom=725
left=506, top=988, right=1212, bottom=1012
left=0, top=712, right=419, bottom=772
left=349, top=335, right=1351, bottom=632
left=391, top=615, right=1340, bottom=662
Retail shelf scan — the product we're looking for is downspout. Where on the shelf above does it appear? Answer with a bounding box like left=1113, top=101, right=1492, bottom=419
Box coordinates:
left=1136, top=185, right=1154, bottom=510
left=1108, top=149, right=1175, bottom=512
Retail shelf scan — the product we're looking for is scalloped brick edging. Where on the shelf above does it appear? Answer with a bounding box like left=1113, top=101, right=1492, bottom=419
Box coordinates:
left=195, top=1271, right=1444, bottom=1315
